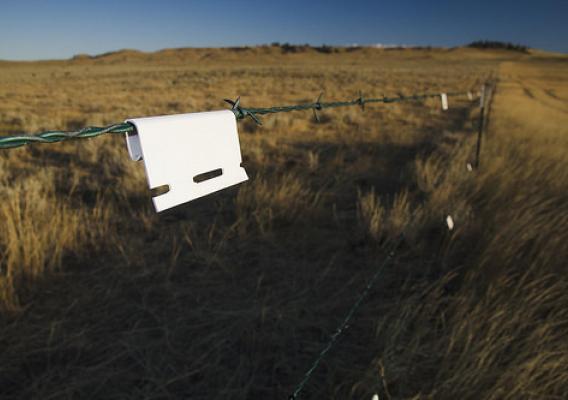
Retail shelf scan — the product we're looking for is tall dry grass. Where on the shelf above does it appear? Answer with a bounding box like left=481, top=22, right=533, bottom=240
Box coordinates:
left=351, top=61, right=568, bottom=399
left=0, top=169, right=114, bottom=311
left=236, top=173, right=322, bottom=236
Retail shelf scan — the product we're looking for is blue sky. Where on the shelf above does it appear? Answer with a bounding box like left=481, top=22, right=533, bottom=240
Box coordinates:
left=1, top=0, right=567, bottom=60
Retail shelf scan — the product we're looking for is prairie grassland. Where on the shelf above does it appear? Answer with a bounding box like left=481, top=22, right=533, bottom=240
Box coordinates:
left=0, top=46, right=567, bottom=399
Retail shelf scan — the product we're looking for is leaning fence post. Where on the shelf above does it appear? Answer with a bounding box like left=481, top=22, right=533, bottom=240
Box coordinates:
left=474, top=83, right=487, bottom=169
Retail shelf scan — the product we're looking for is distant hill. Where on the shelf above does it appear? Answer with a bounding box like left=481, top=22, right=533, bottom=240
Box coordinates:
left=4, top=43, right=561, bottom=63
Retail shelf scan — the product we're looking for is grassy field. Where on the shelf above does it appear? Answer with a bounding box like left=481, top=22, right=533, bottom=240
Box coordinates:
left=0, top=46, right=567, bottom=399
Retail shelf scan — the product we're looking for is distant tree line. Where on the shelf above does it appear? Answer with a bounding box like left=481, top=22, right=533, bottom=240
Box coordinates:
left=232, top=42, right=531, bottom=54
left=270, top=42, right=339, bottom=54
left=268, top=42, right=437, bottom=54
left=468, top=40, right=529, bottom=53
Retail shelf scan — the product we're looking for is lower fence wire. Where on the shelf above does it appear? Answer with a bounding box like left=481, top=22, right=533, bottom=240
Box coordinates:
left=288, top=235, right=404, bottom=400
left=288, top=81, right=493, bottom=398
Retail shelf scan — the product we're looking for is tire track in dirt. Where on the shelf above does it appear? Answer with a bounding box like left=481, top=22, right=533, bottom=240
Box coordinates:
left=523, top=87, right=534, bottom=98
left=494, top=61, right=568, bottom=138
left=544, top=89, right=560, bottom=100
left=519, top=83, right=568, bottom=115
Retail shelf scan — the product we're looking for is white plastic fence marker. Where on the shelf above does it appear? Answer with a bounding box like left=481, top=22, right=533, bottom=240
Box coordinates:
left=480, top=85, right=486, bottom=109
left=440, top=93, right=448, bottom=110
left=125, top=110, right=248, bottom=212
left=446, top=215, right=454, bottom=231
left=467, top=91, right=473, bottom=101
left=467, top=163, right=473, bottom=172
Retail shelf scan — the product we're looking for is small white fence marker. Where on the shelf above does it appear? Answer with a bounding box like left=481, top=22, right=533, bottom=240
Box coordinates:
left=440, top=93, right=449, bottom=110
left=446, top=215, right=455, bottom=231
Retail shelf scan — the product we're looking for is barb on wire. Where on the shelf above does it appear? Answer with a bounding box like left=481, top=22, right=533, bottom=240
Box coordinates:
left=313, top=92, right=324, bottom=123
left=358, top=91, right=365, bottom=111
left=0, top=89, right=476, bottom=149
left=224, top=96, right=262, bottom=125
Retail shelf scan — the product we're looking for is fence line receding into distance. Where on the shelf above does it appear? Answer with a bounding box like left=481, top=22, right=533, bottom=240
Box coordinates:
left=0, top=90, right=477, bottom=149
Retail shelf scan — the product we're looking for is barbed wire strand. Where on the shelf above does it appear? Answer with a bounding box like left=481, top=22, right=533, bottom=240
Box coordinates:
left=0, top=123, right=133, bottom=150
left=0, top=91, right=474, bottom=149
left=288, top=235, right=404, bottom=400
left=226, top=91, right=469, bottom=125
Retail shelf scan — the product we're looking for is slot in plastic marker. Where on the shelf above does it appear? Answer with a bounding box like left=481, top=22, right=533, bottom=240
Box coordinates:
left=125, top=110, right=248, bottom=212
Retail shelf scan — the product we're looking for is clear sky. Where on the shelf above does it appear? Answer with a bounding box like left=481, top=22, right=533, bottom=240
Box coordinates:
left=1, top=0, right=567, bottom=60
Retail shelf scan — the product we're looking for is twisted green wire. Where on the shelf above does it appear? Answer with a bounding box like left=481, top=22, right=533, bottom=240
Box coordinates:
left=0, top=123, right=134, bottom=149
left=0, top=91, right=471, bottom=149
left=227, top=91, right=468, bottom=124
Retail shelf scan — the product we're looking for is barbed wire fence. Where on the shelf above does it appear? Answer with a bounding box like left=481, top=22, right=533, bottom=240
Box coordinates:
left=0, top=90, right=475, bottom=149
left=289, top=234, right=404, bottom=400
left=0, top=80, right=496, bottom=399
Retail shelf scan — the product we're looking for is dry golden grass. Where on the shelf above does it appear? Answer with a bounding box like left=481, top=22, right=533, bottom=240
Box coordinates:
left=0, top=46, right=567, bottom=399
left=236, top=172, right=322, bottom=236
left=0, top=169, right=114, bottom=311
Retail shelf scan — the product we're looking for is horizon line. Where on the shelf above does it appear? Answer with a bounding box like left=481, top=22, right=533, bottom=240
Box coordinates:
left=1, top=42, right=563, bottom=63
